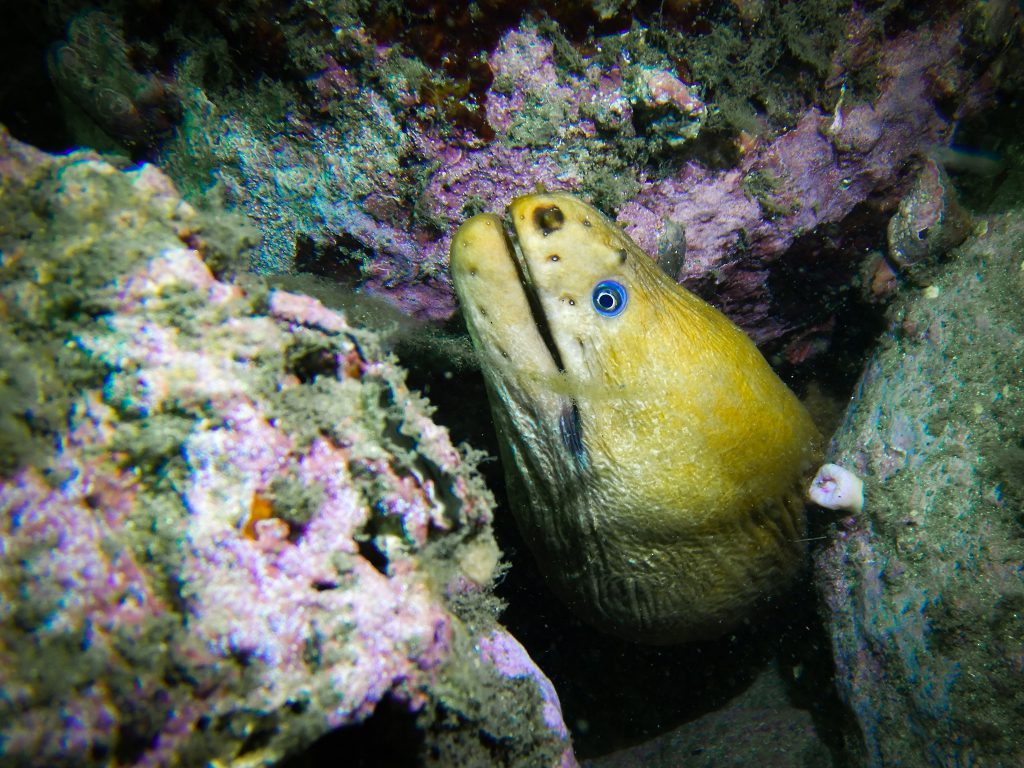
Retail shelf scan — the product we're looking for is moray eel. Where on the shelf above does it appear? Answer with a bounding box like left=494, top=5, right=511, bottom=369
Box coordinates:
left=450, top=192, right=821, bottom=644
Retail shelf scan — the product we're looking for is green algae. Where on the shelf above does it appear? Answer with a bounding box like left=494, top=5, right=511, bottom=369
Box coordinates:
left=741, top=166, right=801, bottom=219
left=1, top=154, right=220, bottom=477
left=675, top=0, right=852, bottom=134
left=419, top=623, right=567, bottom=768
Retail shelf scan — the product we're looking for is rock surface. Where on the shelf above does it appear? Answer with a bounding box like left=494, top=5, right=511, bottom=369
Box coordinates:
left=0, top=128, right=574, bottom=768
left=815, top=212, right=1024, bottom=767
left=20, top=1, right=1018, bottom=356
left=584, top=665, right=834, bottom=768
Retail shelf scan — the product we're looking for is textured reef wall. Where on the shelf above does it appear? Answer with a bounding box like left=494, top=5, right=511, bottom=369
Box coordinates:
left=816, top=212, right=1024, bottom=766
left=0, top=128, right=574, bottom=768
left=3, top=2, right=1024, bottom=766
left=29, top=0, right=1018, bottom=358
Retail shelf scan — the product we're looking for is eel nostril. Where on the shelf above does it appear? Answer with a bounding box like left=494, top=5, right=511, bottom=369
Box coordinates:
left=534, top=205, right=565, bottom=236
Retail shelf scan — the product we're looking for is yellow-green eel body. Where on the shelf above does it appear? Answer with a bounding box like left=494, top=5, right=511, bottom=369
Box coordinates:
left=450, top=193, right=821, bottom=644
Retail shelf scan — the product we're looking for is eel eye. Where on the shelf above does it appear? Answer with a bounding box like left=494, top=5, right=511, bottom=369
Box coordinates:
left=592, top=280, right=627, bottom=317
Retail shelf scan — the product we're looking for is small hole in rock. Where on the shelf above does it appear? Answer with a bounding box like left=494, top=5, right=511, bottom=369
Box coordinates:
left=357, top=537, right=389, bottom=574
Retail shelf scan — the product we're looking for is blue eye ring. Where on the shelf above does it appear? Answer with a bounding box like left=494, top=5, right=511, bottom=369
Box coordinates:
left=592, top=280, right=628, bottom=317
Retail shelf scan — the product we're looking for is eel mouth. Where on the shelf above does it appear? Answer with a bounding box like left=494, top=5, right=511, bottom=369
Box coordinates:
left=501, top=213, right=566, bottom=373
left=502, top=210, right=586, bottom=467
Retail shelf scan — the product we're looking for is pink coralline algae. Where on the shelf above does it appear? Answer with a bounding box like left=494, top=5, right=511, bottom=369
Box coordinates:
left=814, top=211, right=1024, bottom=767
left=623, top=11, right=973, bottom=343
left=640, top=70, right=706, bottom=117
left=150, top=5, right=1008, bottom=354
left=478, top=630, right=568, bottom=738
left=0, top=128, right=573, bottom=767
left=477, top=629, right=578, bottom=768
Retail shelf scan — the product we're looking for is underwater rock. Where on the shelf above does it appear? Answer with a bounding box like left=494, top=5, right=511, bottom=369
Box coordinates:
left=588, top=704, right=829, bottom=768
left=628, top=11, right=974, bottom=343
left=0, top=127, right=574, bottom=768
left=90, top=1, right=1003, bottom=349
left=48, top=11, right=180, bottom=153
left=886, top=156, right=972, bottom=281
left=815, top=211, right=1024, bottom=766
left=585, top=666, right=833, bottom=768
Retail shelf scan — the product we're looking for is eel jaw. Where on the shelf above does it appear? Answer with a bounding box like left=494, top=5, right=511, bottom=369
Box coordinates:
left=501, top=207, right=586, bottom=468
left=501, top=213, right=566, bottom=373
left=450, top=211, right=586, bottom=467
left=452, top=211, right=589, bottom=481
left=450, top=210, right=565, bottom=375
left=449, top=213, right=561, bottom=381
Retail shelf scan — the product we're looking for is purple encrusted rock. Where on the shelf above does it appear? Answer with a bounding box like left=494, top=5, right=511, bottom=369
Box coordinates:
left=624, top=12, right=971, bottom=344
left=0, top=128, right=573, bottom=768
left=140, top=4, right=1009, bottom=354
left=478, top=629, right=578, bottom=768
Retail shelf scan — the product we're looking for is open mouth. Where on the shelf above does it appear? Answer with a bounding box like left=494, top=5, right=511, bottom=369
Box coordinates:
left=500, top=213, right=565, bottom=373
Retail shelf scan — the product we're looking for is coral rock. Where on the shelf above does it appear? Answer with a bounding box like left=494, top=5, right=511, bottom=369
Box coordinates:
left=815, top=212, right=1024, bottom=767
left=0, top=127, right=573, bottom=768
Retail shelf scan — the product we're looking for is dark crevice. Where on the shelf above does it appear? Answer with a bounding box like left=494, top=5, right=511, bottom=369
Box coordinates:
left=356, top=536, right=389, bottom=575
left=279, top=695, right=422, bottom=768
